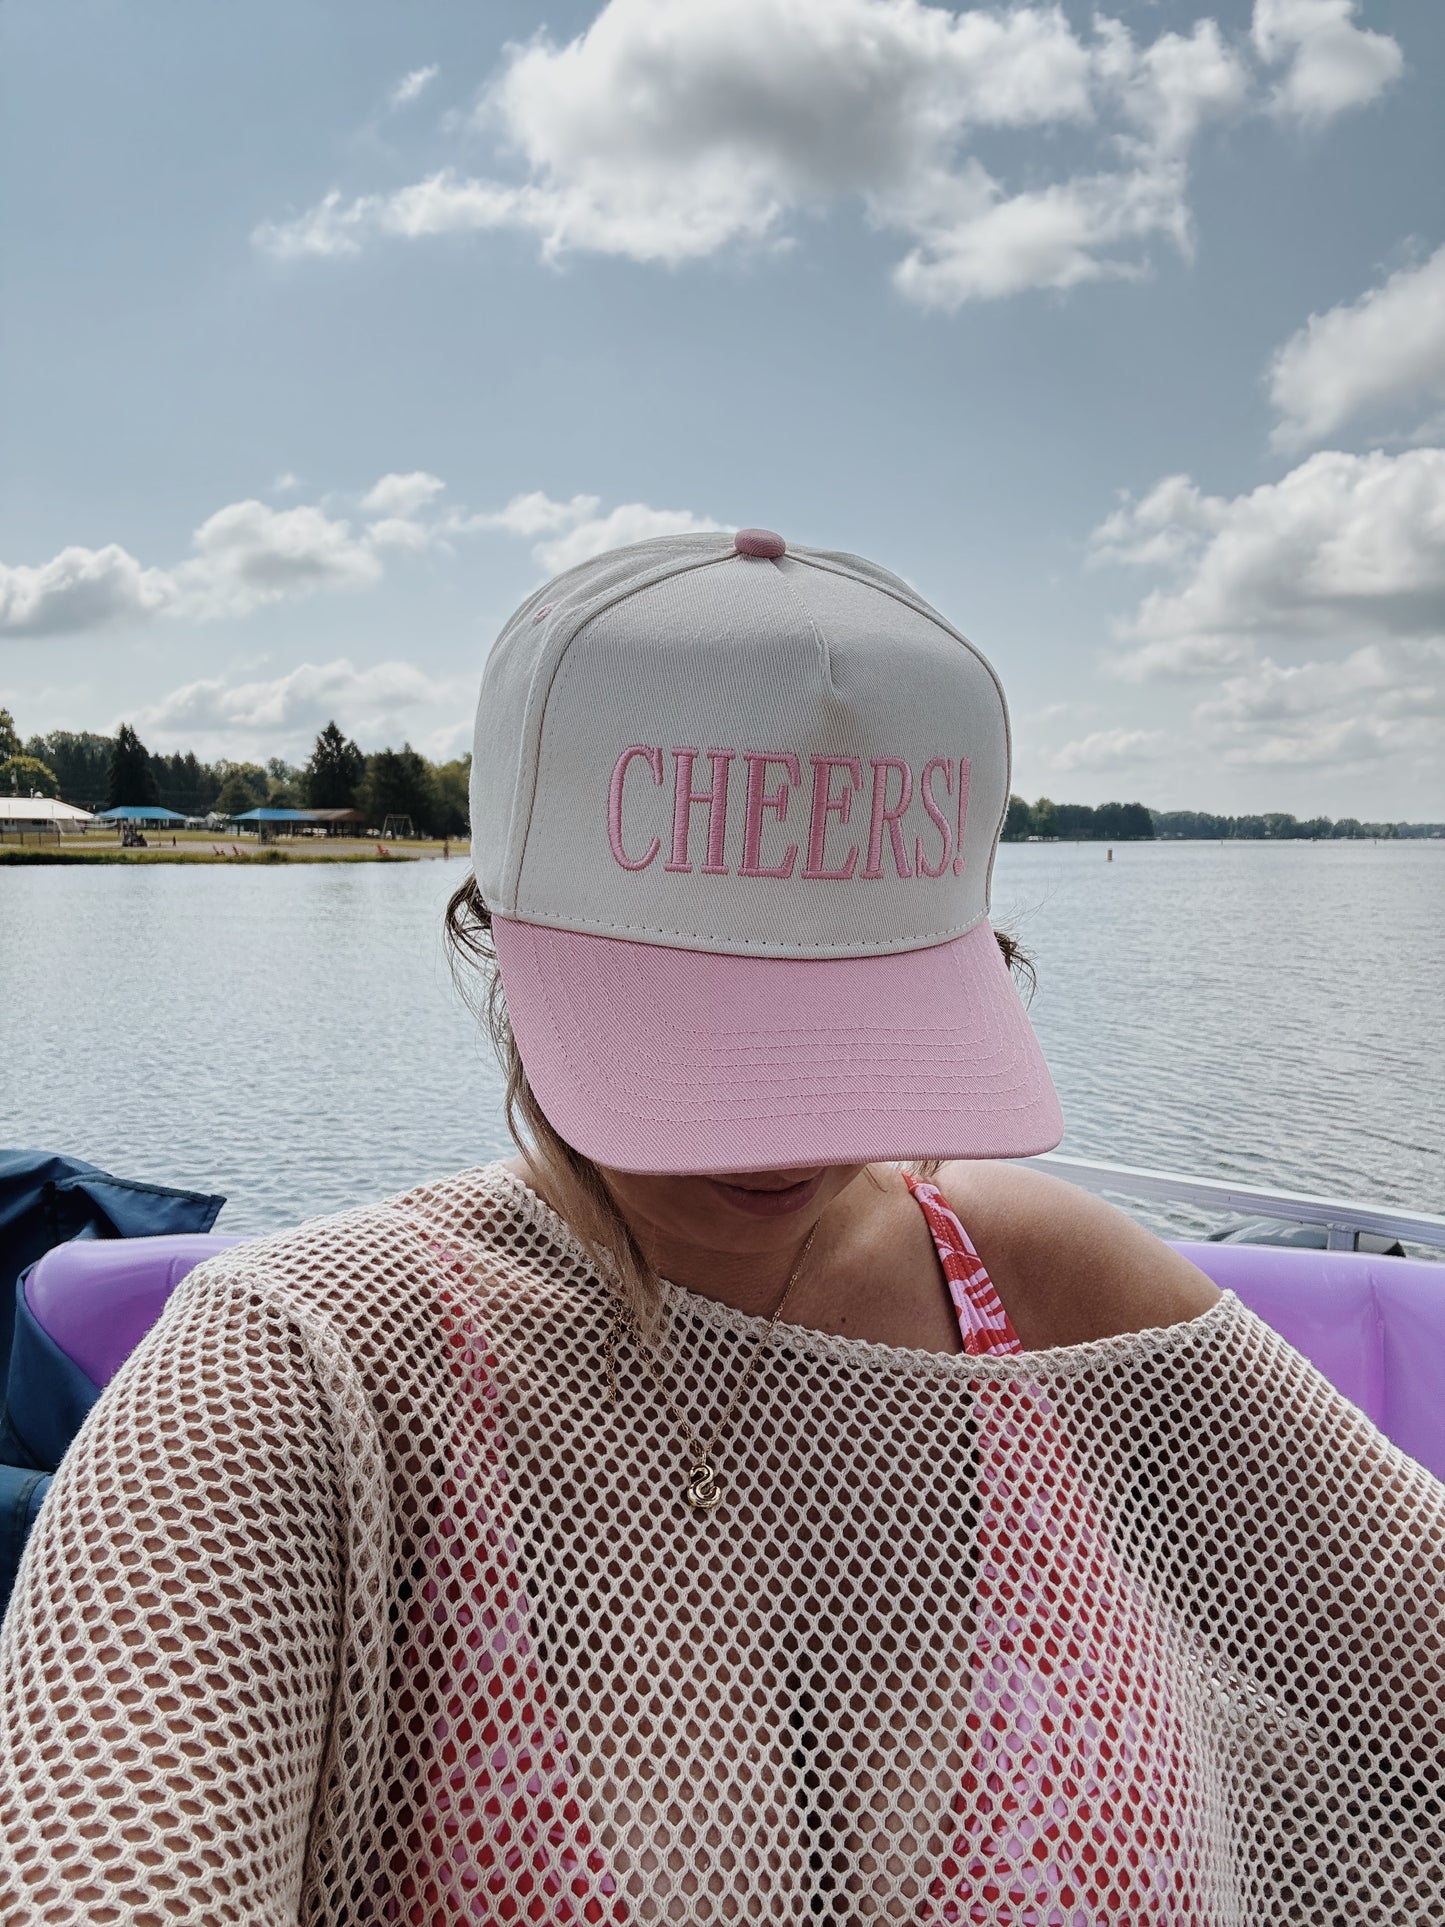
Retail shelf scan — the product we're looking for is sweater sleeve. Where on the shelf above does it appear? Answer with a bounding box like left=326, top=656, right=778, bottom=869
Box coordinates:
left=0, top=1260, right=348, bottom=1926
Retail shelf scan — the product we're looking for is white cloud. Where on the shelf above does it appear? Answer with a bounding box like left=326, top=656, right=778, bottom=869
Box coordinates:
left=1268, top=245, right=1445, bottom=450
left=363, top=516, right=439, bottom=553
left=178, top=500, right=382, bottom=615
left=388, top=65, right=439, bottom=112
left=1092, top=447, right=1445, bottom=778
left=449, top=488, right=718, bottom=570
left=137, top=657, right=460, bottom=759
left=533, top=501, right=719, bottom=574
left=271, top=470, right=303, bottom=494
left=458, top=489, right=602, bottom=537
left=1052, top=727, right=1175, bottom=772
left=1, top=475, right=717, bottom=637
left=255, top=0, right=1391, bottom=307
left=1196, top=641, right=1443, bottom=769
left=1092, top=447, right=1445, bottom=679
left=0, top=544, right=176, bottom=637
left=2, top=495, right=384, bottom=638
left=1251, top=0, right=1403, bottom=125
left=361, top=470, right=446, bottom=517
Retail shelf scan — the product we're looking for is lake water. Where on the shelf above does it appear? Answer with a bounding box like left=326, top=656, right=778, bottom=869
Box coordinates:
left=2, top=842, right=1441, bottom=1243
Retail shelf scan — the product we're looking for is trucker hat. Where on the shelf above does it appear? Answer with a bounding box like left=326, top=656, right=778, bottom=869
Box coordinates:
left=470, top=527, right=1062, bottom=1174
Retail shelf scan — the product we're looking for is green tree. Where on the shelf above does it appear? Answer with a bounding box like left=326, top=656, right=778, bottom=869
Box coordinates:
left=0, top=708, right=20, bottom=762
left=1002, top=794, right=1032, bottom=841
left=431, top=755, right=471, bottom=837
left=360, top=745, right=436, bottom=835
left=1093, top=801, right=1154, bottom=841
left=265, top=757, right=303, bottom=805
left=211, top=761, right=269, bottom=807
left=303, top=721, right=366, bottom=810
left=214, top=770, right=258, bottom=817
left=23, top=730, right=113, bottom=806
left=107, top=724, right=159, bottom=807
left=0, top=754, right=59, bottom=797
left=151, top=750, right=220, bottom=816
left=1030, top=797, right=1058, bottom=840
left=1117, top=801, right=1154, bottom=840
left=1054, top=802, right=1096, bottom=840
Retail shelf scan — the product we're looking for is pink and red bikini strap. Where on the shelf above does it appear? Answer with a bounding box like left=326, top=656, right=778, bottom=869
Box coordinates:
left=902, top=1171, right=1021, bottom=1357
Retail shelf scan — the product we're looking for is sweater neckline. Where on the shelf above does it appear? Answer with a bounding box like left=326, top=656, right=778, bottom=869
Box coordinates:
left=479, top=1160, right=1238, bottom=1382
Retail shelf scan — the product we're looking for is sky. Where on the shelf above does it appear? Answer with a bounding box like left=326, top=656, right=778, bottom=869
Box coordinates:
left=2, top=0, right=1442, bottom=818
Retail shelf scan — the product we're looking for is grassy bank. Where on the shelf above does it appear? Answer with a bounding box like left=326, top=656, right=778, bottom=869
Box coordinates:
left=1, top=832, right=456, bottom=866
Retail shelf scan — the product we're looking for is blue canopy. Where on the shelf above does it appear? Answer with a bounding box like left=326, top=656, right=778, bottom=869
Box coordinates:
left=96, top=805, right=186, bottom=822
left=231, top=807, right=319, bottom=822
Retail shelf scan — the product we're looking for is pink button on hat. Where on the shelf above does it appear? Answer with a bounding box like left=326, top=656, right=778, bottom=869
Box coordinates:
left=470, top=528, right=1062, bottom=1174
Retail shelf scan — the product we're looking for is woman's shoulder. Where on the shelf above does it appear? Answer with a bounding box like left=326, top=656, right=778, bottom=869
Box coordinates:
left=186, top=1161, right=536, bottom=1318
left=926, top=1158, right=1220, bottom=1351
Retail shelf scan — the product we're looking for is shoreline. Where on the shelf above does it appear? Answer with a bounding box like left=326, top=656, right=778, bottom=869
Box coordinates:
left=0, top=840, right=458, bottom=866
left=5, top=836, right=1436, bottom=870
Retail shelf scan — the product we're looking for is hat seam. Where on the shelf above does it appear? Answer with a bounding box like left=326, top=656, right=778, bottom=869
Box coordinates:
left=497, top=905, right=991, bottom=956
left=790, top=550, right=1013, bottom=904
left=503, top=541, right=737, bottom=913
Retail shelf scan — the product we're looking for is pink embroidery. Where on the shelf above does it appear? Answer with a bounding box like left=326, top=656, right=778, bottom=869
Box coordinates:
left=739, top=752, right=801, bottom=879
left=606, top=746, right=663, bottom=871
left=862, top=758, right=914, bottom=880
left=801, top=755, right=863, bottom=880
left=915, top=757, right=954, bottom=880
left=952, top=756, right=971, bottom=877
left=666, top=748, right=734, bottom=874
left=604, top=747, right=972, bottom=885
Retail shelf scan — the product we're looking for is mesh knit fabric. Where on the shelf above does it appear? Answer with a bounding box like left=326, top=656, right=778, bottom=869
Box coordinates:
left=1, top=1162, right=1442, bottom=1924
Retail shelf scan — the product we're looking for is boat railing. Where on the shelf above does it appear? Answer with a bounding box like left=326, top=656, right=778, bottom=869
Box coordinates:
left=1018, top=1153, right=1445, bottom=1252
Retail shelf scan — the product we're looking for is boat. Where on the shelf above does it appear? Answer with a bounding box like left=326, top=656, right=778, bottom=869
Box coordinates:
left=3, top=1153, right=1443, bottom=1619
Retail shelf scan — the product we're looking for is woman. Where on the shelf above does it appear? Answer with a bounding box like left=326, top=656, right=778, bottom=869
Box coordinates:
left=2, top=529, right=1441, bottom=1924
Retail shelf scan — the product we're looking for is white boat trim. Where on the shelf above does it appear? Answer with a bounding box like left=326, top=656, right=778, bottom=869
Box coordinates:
left=1017, top=1153, right=1445, bottom=1251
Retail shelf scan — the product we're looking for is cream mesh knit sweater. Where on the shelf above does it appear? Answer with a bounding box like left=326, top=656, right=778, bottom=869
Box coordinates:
left=1, top=1162, right=1442, bottom=1924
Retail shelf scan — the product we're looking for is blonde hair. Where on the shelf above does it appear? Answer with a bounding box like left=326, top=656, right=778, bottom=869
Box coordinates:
left=445, top=872, right=1033, bottom=1329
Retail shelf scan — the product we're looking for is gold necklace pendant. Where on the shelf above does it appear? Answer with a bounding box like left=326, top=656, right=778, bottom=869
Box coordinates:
left=685, top=1461, right=723, bottom=1512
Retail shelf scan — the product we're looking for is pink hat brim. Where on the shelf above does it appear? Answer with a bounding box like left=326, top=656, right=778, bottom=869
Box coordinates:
left=490, top=917, right=1063, bottom=1175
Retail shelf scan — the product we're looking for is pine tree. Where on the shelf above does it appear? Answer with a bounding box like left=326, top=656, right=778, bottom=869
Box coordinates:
left=107, top=724, right=159, bottom=808
left=303, top=721, right=366, bottom=810
left=0, top=708, right=20, bottom=762
left=359, top=745, right=436, bottom=835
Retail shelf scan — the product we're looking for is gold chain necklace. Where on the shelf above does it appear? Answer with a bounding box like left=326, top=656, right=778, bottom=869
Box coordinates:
left=605, top=1225, right=818, bottom=1514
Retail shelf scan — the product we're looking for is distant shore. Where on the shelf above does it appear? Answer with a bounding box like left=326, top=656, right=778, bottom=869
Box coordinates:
left=1, top=832, right=460, bottom=866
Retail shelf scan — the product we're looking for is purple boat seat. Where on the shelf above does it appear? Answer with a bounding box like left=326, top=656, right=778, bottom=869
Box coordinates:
left=20, top=1231, right=1445, bottom=1481
left=25, top=1234, right=243, bottom=1392
left=1177, top=1240, right=1445, bottom=1482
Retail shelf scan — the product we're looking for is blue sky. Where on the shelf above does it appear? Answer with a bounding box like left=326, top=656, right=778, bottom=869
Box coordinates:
left=3, top=0, right=1442, bottom=817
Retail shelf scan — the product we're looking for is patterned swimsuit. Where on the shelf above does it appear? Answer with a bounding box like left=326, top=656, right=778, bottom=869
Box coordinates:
left=405, top=1177, right=1191, bottom=1926
left=901, top=1172, right=1022, bottom=1358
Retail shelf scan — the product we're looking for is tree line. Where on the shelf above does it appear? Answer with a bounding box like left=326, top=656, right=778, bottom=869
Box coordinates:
left=1001, top=795, right=1441, bottom=840
left=0, top=710, right=469, bottom=838
left=4, top=709, right=1438, bottom=843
